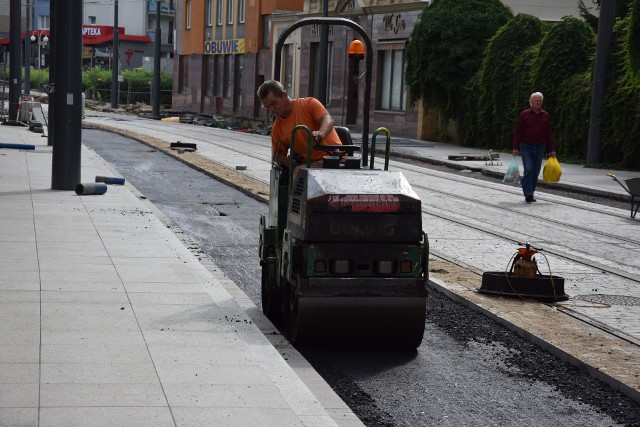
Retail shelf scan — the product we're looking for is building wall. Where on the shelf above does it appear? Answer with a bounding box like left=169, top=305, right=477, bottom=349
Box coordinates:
left=84, top=1, right=147, bottom=36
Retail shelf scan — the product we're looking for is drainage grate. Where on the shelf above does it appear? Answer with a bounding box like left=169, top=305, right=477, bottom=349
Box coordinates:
left=576, top=294, right=640, bottom=306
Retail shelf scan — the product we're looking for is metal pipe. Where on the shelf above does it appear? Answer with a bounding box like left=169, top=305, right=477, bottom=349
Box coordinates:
left=75, top=182, right=108, bottom=195
left=95, top=176, right=125, bottom=185
left=0, top=143, right=36, bottom=150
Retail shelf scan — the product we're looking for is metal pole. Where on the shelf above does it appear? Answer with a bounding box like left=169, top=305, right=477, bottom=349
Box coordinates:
left=24, top=0, right=32, bottom=95
left=152, top=0, right=161, bottom=117
left=111, top=0, right=119, bottom=108
left=587, top=0, right=616, bottom=164
left=8, top=0, right=21, bottom=122
left=317, top=0, right=328, bottom=105
left=47, top=0, right=56, bottom=146
left=51, top=0, right=83, bottom=190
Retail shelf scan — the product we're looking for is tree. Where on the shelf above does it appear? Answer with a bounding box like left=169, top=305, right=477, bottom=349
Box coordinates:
left=405, top=0, right=512, bottom=130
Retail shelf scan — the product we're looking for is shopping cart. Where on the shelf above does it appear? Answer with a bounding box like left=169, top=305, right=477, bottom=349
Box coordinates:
left=607, top=173, right=640, bottom=219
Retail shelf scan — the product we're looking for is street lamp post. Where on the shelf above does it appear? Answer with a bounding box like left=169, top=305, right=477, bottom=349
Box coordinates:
left=30, top=32, right=49, bottom=69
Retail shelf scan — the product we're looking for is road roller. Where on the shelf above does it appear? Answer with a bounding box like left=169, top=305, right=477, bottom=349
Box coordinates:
left=259, top=126, right=429, bottom=348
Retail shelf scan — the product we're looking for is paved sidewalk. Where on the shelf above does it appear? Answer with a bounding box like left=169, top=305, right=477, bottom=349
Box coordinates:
left=0, top=124, right=360, bottom=426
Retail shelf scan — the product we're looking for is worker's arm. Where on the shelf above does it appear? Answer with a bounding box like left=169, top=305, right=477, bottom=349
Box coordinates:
left=312, top=113, right=335, bottom=142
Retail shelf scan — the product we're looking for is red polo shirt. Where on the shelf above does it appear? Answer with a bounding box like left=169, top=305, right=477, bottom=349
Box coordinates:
left=513, top=108, right=555, bottom=154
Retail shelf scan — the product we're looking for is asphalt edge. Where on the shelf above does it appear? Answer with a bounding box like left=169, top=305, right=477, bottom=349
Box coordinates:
left=427, top=278, right=640, bottom=404
left=81, top=132, right=363, bottom=426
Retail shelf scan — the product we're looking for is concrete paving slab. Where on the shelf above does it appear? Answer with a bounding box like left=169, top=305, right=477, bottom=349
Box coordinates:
left=146, top=345, right=255, bottom=366
left=0, top=303, right=40, bottom=330
left=40, top=330, right=146, bottom=346
left=40, top=306, right=140, bottom=332
left=40, top=363, right=159, bottom=384
left=141, top=330, right=243, bottom=347
left=162, top=383, right=291, bottom=408
left=40, top=280, right=125, bottom=293
left=0, top=345, right=40, bottom=363
left=0, top=383, right=39, bottom=407
left=171, top=407, right=303, bottom=427
left=0, top=363, right=39, bottom=383
left=40, top=383, right=167, bottom=407
left=0, top=290, right=40, bottom=303
left=41, top=291, right=130, bottom=304
left=39, top=407, right=174, bottom=427
left=153, top=363, right=274, bottom=386
left=0, top=408, right=38, bottom=427
left=127, top=291, right=214, bottom=305
left=41, top=343, right=152, bottom=364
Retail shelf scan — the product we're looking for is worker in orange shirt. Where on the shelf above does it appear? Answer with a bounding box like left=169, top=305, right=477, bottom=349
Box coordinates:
left=257, top=80, right=342, bottom=172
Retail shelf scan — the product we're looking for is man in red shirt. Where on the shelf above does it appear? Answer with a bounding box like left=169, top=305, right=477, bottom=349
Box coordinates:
left=257, top=80, right=342, bottom=171
left=513, top=92, right=557, bottom=203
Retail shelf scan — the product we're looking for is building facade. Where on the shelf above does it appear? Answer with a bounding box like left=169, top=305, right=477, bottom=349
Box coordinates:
left=173, top=0, right=587, bottom=138
left=1, top=0, right=173, bottom=72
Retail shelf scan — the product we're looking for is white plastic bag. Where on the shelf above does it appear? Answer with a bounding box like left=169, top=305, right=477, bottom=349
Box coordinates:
left=503, top=156, right=521, bottom=184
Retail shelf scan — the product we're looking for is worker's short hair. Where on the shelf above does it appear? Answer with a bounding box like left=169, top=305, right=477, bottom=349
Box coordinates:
left=529, top=92, right=544, bottom=104
left=257, top=80, right=285, bottom=100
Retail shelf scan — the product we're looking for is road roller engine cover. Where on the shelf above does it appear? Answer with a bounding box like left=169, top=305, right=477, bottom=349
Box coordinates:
left=259, top=139, right=429, bottom=348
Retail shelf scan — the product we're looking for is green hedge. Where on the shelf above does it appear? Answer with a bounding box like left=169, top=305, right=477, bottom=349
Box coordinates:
left=469, top=14, right=545, bottom=149
left=602, top=18, right=640, bottom=167
left=82, top=67, right=173, bottom=106
left=405, top=0, right=513, bottom=127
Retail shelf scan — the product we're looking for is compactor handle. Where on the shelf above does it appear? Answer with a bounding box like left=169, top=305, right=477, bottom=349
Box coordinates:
left=370, top=127, right=391, bottom=170
left=289, top=125, right=314, bottom=191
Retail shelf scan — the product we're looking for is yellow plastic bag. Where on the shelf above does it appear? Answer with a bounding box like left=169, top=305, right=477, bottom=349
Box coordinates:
left=543, top=157, right=562, bottom=183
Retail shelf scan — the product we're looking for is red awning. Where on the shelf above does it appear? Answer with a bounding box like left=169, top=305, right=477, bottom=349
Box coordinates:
left=83, top=33, right=151, bottom=45
left=0, top=31, right=150, bottom=46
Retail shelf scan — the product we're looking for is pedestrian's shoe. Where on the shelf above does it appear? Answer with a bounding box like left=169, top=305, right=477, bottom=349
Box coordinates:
left=525, top=195, right=536, bottom=203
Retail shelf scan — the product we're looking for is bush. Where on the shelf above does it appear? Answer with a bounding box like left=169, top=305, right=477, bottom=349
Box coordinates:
left=602, top=17, right=640, bottom=168
left=532, top=17, right=595, bottom=116
left=82, top=67, right=172, bottom=106
left=469, top=14, right=546, bottom=148
left=405, top=0, right=513, bottom=130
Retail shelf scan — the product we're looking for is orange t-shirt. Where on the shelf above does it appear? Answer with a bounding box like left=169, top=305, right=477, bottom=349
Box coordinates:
left=271, top=97, right=342, bottom=161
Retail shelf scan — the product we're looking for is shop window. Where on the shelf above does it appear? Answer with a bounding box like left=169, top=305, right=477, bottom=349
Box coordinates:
left=378, top=49, right=405, bottom=111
